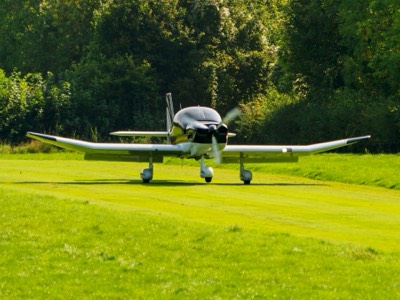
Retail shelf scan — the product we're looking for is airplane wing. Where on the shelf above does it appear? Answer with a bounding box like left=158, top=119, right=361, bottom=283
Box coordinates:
left=26, top=132, right=182, bottom=162
left=221, top=136, right=371, bottom=163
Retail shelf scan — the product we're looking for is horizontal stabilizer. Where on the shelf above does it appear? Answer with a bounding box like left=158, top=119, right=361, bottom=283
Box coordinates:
left=110, top=131, right=169, bottom=137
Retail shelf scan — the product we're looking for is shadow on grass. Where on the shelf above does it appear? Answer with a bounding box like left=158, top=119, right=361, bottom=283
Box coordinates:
left=7, top=178, right=327, bottom=187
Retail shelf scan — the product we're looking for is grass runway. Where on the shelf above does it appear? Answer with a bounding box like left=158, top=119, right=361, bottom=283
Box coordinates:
left=1, top=153, right=399, bottom=298
left=2, top=154, right=399, bottom=251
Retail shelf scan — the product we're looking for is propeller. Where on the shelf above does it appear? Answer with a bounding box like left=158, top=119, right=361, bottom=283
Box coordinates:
left=211, top=107, right=242, bottom=165
left=211, top=135, right=221, bottom=164
left=218, top=107, right=241, bottom=129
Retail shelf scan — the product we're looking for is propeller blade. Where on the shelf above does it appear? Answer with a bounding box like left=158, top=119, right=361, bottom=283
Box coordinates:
left=218, top=107, right=241, bottom=128
left=212, top=135, right=222, bottom=165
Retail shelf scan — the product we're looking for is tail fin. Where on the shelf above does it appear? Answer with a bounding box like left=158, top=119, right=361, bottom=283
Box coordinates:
left=166, top=93, right=175, bottom=133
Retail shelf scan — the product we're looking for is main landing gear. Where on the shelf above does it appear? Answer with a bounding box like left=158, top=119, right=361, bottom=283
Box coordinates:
left=140, top=157, right=153, bottom=183
left=240, top=153, right=252, bottom=184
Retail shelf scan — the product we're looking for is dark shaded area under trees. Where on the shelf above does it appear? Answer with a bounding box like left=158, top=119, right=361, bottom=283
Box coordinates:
left=0, top=0, right=399, bottom=152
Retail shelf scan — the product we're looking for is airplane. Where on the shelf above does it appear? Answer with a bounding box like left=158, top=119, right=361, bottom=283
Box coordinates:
left=27, top=93, right=371, bottom=184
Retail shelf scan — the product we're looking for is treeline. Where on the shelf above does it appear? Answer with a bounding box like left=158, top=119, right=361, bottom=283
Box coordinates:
left=0, top=0, right=399, bottom=151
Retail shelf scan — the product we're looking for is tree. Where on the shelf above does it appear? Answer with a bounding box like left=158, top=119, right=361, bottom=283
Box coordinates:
left=339, top=0, right=400, bottom=97
left=93, top=0, right=282, bottom=111
left=0, top=0, right=102, bottom=74
left=65, top=54, right=160, bottom=139
left=0, top=69, right=73, bottom=143
left=279, top=0, right=344, bottom=96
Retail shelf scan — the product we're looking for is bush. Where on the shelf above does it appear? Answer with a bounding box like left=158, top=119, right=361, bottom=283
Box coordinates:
left=0, top=141, right=56, bottom=154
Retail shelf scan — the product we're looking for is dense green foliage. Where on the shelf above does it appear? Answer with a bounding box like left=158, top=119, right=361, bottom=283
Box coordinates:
left=0, top=0, right=399, bottom=150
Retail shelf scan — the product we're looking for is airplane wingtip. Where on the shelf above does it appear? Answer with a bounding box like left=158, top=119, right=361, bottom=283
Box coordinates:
left=26, top=132, right=57, bottom=142
left=346, top=135, right=371, bottom=144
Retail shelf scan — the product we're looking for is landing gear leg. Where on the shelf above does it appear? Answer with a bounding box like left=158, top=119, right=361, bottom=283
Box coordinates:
left=200, top=156, right=214, bottom=183
left=240, top=153, right=252, bottom=184
left=140, top=157, right=153, bottom=183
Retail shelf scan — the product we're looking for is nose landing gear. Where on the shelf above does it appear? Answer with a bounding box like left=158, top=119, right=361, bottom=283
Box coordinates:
left=200, top=156, right=214, bottom=183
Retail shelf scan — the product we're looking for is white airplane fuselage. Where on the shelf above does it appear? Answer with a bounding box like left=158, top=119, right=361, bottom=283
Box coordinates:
left=169, top=106, right=228, bottom=159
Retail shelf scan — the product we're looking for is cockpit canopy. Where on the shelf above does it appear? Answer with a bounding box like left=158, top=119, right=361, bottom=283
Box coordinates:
left=174, top=106, right=222, bottom=129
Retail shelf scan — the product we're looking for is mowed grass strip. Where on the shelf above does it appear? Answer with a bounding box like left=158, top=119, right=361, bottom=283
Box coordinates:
left=4, top=152, right=400, bottom=189
left=236, top=153, right=400, bottom=190
left=1, top=154, right=400, bottom=253
left=0, top=188, right=399, bottom=299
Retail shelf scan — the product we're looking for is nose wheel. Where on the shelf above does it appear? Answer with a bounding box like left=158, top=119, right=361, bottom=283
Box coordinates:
left=200, top=156, right=214, bottom=183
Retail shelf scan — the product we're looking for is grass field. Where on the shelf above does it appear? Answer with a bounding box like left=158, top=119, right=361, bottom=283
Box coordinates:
left=166, top=153, right=400, bottom=190
left=1, top=153, right=399, bottom=298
